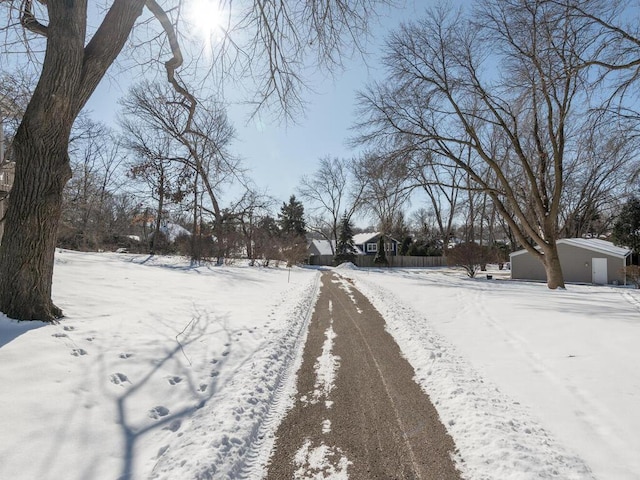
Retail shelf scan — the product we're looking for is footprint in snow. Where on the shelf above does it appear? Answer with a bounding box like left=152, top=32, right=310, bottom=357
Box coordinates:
left=71, top=348, right=88, bottom=356
left=199, top=383, right=208, bottom=392
left=63, top=325, right=76, bottom=331
left=168, top=376, right=182, bottom=385
left=163, top=419, right=182, bottom=432
left=51, top=333, right=68, bottom=338
left=210, top=370, right=219, bottom=378
left=119, top=353, right=134, bottom=359
left=148, top=406, right=170, bottom=419
left=156, top=445, right=169, bottom=458
left=110, top=373, right=130, bottom=385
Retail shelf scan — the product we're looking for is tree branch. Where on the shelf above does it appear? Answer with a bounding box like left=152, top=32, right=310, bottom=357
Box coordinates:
left=20, top=0, right=48, bottom=37
left=145, top=0, right=197, bottom=134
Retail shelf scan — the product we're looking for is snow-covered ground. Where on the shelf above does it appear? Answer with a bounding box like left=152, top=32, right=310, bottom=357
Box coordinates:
left=0, top=250, right=319, bottom=480
left=1, top=251, right=639, bottom=479
left=336, top=265, right=640, bottom=480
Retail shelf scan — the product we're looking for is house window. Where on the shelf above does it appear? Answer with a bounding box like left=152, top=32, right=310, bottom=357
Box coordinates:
left=366, top=242, right=377, bottom=253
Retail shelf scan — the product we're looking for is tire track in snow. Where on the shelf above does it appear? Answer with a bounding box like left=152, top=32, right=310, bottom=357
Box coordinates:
left=332, top=284, right=423, bottom=477
left=226, top=271, right=322, bottom=480
left=341, top=270, right=595, bottom=480
left=265, top=272, right=460, bottom=479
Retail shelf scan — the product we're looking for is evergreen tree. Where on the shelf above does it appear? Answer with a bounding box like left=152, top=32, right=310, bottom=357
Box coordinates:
left=278, top=195, right=306, bottom=237
left=373, top=235, right=388, bottom=265
left=399, top=236, right=412, bottom=255
left=335, top=214, right=357, bottom=265
left=278, top=195, right=307, bottom=266
left=612, top=196, right=640, bottom=257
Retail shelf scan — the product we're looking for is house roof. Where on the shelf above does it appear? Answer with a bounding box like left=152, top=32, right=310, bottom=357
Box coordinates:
left=353, top=232, right=380, bottom=245
left=309, top=239, right=366, bottom=256
left=510, top=238, right=631, bottom=259
left=160, top=223, right=191, bottom=242
left=310, top=239, right=334, bottom=256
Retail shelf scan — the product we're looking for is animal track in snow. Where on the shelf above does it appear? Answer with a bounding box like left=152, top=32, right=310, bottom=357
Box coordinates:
left=148, top=406, right=170, bottom=419
left=63, top=325, right=76, bottom=331
left=51, top=333, right=67, bottom=338
left=168, top=376, right=182, bottom=385
left=119, top=353, right=134, bottom=359
left=110, top=373, right=130, bottom=385
left=163, top=419, right=182, bottom=432
left=71, top=348, right=87, bottom=356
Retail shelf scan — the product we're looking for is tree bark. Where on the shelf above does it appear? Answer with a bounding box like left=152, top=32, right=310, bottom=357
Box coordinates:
left=542, top=242, right=566, bottom=290
left=0, top=0, right=145, bottom=321
left=0, top=124, right=72, bottom=320
left=150, top=170, right=165, bottom=254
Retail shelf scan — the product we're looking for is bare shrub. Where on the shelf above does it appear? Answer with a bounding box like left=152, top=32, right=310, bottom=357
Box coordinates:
left=447, top=243, right=494, bottom=278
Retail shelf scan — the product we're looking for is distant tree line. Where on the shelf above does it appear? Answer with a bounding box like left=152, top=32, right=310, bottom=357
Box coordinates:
left=298, top=1, right=640, bottom=288
left=6, top=0, right=640, bottom=321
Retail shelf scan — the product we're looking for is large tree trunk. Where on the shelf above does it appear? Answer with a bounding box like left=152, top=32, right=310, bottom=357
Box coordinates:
left=0, top=0, right=145, bottom=321
left=0, top=118, right=73, bottom=321
left=0, top=1, right=82, bottom=321
left=542, top=242, right=566, bottom=289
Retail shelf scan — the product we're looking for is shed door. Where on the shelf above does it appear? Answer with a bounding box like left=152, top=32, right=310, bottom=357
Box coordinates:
left=592, top=258, right=608, bottom=284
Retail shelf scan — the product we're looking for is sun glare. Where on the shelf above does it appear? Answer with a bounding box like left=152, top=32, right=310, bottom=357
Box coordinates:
left=188, top=0, right=226, bottom=41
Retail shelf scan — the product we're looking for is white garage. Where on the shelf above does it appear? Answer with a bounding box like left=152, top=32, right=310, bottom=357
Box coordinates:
left=510, top=238, right=632, bottom=285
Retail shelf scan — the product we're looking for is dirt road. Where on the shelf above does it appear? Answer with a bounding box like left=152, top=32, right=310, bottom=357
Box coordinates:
left=265, top=271, right=461, bottom=479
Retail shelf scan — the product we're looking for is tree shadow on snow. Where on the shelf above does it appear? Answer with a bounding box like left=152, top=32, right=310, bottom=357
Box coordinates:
left=112, top=307, right=237, bottom=480
left=0, top=316, right=47, bottom=349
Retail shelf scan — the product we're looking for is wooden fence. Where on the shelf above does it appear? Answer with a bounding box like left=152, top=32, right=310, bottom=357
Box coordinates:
left=308, top=254, right=447, bottom=268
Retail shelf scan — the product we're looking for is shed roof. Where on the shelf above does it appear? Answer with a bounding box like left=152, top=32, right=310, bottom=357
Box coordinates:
left=510, top=238, right=631, bottom=259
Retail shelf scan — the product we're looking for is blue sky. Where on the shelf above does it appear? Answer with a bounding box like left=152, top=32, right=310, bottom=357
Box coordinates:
left=85, top=1, right=425, bottom=207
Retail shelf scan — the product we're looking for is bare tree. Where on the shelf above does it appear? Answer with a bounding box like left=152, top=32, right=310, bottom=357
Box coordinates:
left=0, top=70, right=32, bottom=164
left=120, top=81, right=240, bottom=263
left=233, top=189, right=275, bottom=265
left=355, top=1, right=611, bottom=288
left=408, top=208, right=449, bottom=255
left=124, top=134, right=187, bottom=253
left=351, top=152, right=412, bottom=236
left=61, top=117, right=127, bottom=250
left=0, top=0, right=391, bottom=321
left=298, top=156, right=364, bottom=254
left=559, top=114, right=637, bottom=238
left=406, top=151, right=464, bottom=255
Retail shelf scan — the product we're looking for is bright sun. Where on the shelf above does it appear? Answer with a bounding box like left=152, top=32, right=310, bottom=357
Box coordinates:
left=188, top=0, right=226, bottom=40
